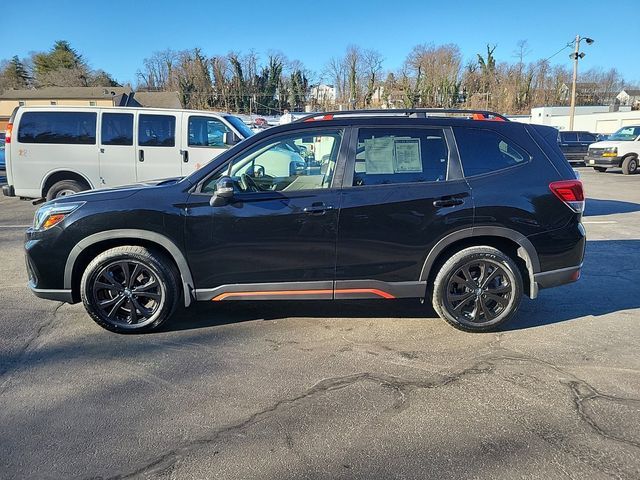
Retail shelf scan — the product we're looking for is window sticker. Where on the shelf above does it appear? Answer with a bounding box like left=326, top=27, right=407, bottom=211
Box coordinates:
left=394, top=138, right=422, bottom=173
left=364, top=136, right=395, bottom=174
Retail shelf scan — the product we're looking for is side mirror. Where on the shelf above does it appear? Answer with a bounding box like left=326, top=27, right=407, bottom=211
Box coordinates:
left=210, top=176, right=234, bottom=207
left=223, top=131, right=240, bottom=146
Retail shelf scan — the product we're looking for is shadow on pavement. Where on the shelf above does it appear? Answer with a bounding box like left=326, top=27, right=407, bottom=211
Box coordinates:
left=584, top=198, right=640, bottom=216
left=162, top=239, right=640, bottom=334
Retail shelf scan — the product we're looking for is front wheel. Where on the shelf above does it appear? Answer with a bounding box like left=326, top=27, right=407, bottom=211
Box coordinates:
left=622, top=156, right=638, bottom=175
left=431, top=246, right=523, bottom=332
left=80, top=246, right=180, bottom=333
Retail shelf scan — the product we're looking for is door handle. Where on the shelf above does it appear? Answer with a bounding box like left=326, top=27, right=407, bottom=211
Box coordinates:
left=181, top=150, right=189, bottom=163
left=138, top=149, right=144, bottom=162
left=433, top=197, right=464, bottom=208
left=302, top=202, right=334, bottom=214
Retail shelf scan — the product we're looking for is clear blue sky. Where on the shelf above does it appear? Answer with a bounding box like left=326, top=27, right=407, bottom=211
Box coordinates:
left=3, top=0, right=639, bottom=85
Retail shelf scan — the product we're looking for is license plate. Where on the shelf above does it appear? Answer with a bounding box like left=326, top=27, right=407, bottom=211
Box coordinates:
left=589, top=159, right=595, bottom=165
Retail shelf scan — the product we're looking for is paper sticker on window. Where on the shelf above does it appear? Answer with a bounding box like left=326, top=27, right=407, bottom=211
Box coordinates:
left=394, top=139, right=422, bottom=172
left=364, top=137, right=395, bottom=174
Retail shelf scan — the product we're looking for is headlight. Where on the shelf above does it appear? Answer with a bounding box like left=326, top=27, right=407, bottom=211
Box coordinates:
left=602, top=147, right=618, bottom=157
left=33, top=202, right=85, bottom=231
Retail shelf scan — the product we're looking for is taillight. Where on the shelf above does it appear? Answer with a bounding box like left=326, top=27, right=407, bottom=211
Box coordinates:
left=5, top=122, right=12, bottom=143
left=549, top=180, right=585, bottom=213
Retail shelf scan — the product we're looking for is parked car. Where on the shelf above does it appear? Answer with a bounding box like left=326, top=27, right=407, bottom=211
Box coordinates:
left=585, top=125, right=640, bottom=174
left=24, top=109, right=585, bottom=334
left=2, top=106, right=253, bottom=200
left=557, top=130, right=597, bottom=165
left=0, top=138, right=5, bottom=170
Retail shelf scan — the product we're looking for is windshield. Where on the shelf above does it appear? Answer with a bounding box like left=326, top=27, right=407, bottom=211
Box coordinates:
left=225, top=116, right=254, bottom=139
left=609, top=126, right=640, bottom=141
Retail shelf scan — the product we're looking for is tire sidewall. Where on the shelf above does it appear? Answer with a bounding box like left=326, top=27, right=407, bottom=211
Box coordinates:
left=433, top=248, right=523, bottom=332
left=81, top=249, right=176, bottom=333
left=626, top=157, right=638, bottom=174
left=46, top=180, right=84, bottom=201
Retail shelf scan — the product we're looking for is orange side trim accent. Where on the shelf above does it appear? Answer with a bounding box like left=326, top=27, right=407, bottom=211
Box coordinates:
left=334, top=288, right=395, bottom=299
left=211, top=288, right=395, bottom=301
left=212, top=289, right=333, bottom=301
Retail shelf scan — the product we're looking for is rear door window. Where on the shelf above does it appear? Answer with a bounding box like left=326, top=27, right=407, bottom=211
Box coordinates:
left=352, top=128, right=449, bottom=186
left=138, top=114, right=175, bottom=147
left=455, top=128, right=530, bottom=177
left=101, top=113, right=133, bottom=146
left=18, top=111, right=97, bottom=144
left=578, top=132, right=596, bottom=142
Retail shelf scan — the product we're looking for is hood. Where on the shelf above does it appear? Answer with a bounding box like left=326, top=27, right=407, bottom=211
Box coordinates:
left=589, top=140, right=630, bottom=149
left=45, top=176, right=190, bottom=205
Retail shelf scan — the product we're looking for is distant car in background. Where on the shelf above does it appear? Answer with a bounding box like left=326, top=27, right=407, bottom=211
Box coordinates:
left=0, top=138, right=5, bottom=170
left=586, top=125, right=640, bottom=174
left=557, top=130, right=597, bottom=165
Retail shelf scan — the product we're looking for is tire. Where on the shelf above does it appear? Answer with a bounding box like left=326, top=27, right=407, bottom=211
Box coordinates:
left=621, top=156, right=638, bottom=175
left=45, top=180, right=86, bottom=201
left=80, top=246, right=180, bottom=333
left=431, top=246, right=523, bottom=333
left=593, top=167, right=607, bottom=173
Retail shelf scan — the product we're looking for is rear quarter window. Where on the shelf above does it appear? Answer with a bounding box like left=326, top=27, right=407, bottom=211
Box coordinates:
left=18, top=111, right=97, bottom=144
left=454, top=127, right=530, bottom=177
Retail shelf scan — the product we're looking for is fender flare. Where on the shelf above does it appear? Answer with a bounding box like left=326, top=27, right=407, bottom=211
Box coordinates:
left=419, top=227, right=541, bottom=298
left=63, top=229, right=195, bottom=306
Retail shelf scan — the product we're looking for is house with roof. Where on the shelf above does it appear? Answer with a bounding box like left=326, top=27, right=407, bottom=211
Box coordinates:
left=616, top=89, right=640, bottom=108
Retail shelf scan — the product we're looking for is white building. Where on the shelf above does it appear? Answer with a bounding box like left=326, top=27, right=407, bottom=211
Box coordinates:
left=616, top=89, right=640, bottom=108
left=512, top=106, right=640, bottom=134
left=308, top=84, right=336, bottom=106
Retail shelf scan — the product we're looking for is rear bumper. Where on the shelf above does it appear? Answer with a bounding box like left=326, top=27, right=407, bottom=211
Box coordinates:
left=533, top=263, right=582, bottom=292
left=585, top=156, right=621, bottom=167
left=2, top=184, right=15, bottom=197
left=29, top=284, right=74, bottom=303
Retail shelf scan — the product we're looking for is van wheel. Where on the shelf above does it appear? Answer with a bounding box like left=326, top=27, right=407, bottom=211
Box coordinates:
left=621, top=156, right=638, bottom=175
left=80, top=246, right=180, bottom=333
left=46, top=180, right=86, bottom=201
left=593, top=167, right=607, bottom=173
left=431, top=246, right=523, bottom=333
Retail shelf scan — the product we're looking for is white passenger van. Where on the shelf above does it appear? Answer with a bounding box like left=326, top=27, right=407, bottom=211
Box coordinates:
left=2, top=106, right=254, bottom=200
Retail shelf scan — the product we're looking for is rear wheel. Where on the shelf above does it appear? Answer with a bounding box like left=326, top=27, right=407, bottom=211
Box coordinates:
left=593, top=167, right=607, bottom=173
left=80, top=246, right=180, bottom=333
left=621, top=156, right=638, bottom=175
left=431, top=246, right=523, bottom=332
left=45, top=180, right=86, bottom=201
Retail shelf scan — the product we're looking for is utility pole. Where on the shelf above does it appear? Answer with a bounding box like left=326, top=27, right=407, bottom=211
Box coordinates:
left=568, top=35, right=593, bottom=130
left=569, top=35, right=580, bottom=130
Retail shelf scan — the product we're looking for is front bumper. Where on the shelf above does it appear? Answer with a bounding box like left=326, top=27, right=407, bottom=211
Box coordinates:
left=2, top=184, right=15, bottom=197
left=585, top=155, right=621, bottom=167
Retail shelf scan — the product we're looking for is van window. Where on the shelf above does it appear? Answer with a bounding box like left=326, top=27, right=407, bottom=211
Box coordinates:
left=101, top=113, right=133, bottom=146
left=138, top=114, right=175, bottom=147
left=352, top=128, right=448, bottom=186
left=455, top=128, right=529, bottom=177
left=18, top=112, right=97, bottom=144
left=188, top=116, right=230, bottom=147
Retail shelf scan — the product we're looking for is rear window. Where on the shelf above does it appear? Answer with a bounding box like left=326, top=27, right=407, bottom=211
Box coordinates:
left=455, top=128, right=530, bottom=177
left=138, top=114, right=175, bottom=147
left=578, top=132, right=596, bottom=142
left=18, top=111, right=97, bottom=144
left=101, top=113, right=133, bottom=146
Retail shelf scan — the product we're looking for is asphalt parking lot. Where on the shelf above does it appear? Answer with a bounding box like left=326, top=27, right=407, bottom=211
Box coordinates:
left=0, top=167, right=639, bottom=479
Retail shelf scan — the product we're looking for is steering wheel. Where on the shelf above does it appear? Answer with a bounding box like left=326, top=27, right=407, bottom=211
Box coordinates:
left=239, top=173, right=261, bottom=192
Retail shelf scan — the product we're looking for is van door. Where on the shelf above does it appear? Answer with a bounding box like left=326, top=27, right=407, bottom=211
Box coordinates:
left=98, top=112, right=136, bottom=188
left=181, top=114, right=230, bottom=175
left=136, top=113, right=182, bottom=181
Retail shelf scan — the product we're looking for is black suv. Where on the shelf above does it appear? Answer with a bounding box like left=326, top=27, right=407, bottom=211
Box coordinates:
left=25, top=109, right=585, bottom=333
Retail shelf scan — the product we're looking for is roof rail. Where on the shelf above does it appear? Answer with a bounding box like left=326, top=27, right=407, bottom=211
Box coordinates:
left=297, top=108, right=509, bottom=123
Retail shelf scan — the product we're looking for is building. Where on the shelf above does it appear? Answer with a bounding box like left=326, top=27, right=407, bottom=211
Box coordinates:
left=616, top=89, right=640, bottom=108
left=307, top=84, right=336, bottom=108
left=0, top=87, right=183, bottom=130
left=512, top=105, right=640, bottom=134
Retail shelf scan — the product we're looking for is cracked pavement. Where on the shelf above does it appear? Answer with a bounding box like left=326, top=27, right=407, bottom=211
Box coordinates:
left=0, top=167, right=639, bottom=479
